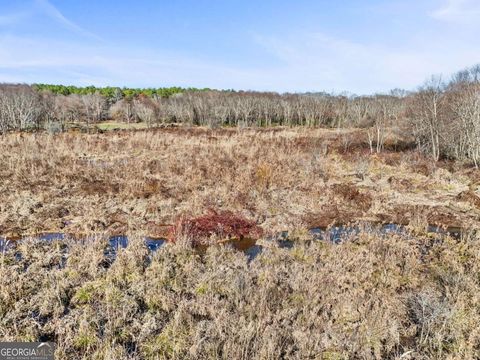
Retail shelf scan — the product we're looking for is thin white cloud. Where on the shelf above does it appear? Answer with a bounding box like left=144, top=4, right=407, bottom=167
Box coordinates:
left=1, top=30, right=479, bottom=93
left=34, top=0, right=102, bottom=40
left=254, top=31, right=480, bottom=93
left=0, top=12, right=29, bottom=26
left=0, top=35, right=257, bottom=89
left=430, top=0, right=480, bottom=24
left=1, top=1, right=480, bottom=93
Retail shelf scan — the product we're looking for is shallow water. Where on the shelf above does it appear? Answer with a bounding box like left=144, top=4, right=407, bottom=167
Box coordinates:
left=108, top=235, right=129, bottom=250
left=245, top=245, right=263, bottom=261
left=0, top=223, right=464, bottom=264
left=426, top=225, right=462, bottom=239
left=277, top=240, right=295, bottom=249
left=105, top=235, right=166, bottom=259
left=14, top=233, right=167, bottom=252
left=307, top=223, right=460, bottom=243
left=38, top=233, right=65, bottom=241
left=145, top=237, right=166, bottom=251
left=0, top=237, right=12, bottom=253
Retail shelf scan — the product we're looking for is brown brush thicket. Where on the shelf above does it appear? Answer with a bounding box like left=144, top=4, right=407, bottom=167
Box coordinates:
left=1, top=66, right=480, bottom=359
left=1, top=230, right=480, bottom=359
left=0, top=128, right=478, bottom=238
left=168, top=209, right=263, bottom=246
left=0, top=84, right=406, bottom=129
left=408, top=65, right=480, bottom=167
left=2, top=63, right=480, bottom=166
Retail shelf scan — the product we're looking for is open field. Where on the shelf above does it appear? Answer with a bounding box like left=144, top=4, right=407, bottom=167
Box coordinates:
left=0, top=127, right=479, bottom=238
left=1, top=127, right=480, bottom=359
left=2, top=1, right=480, bottom=358
left=95, top=121, right=154, bottom=131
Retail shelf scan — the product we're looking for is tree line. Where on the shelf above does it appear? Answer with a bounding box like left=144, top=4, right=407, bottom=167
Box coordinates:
left=1, top=64, right=480, bottom=166
left=32, top=84, right=207, bottom=99
left=407, top=65, right=480, bottom=167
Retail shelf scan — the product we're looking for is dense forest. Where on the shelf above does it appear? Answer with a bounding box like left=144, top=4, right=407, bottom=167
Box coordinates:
left=32, top=84, right=207, bottom=98
left=1, top=64, right=480, bottom=167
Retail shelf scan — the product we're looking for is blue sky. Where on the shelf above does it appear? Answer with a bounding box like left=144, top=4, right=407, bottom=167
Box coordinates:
left=0, top=0, right=479, bottom=94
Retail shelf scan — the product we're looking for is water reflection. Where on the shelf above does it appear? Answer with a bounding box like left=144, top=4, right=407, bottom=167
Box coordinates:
left=0, top=223, right=465, bottom=265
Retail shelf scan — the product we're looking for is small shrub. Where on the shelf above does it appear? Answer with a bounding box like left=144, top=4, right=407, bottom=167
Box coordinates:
left=44, top=121, right=64, bottom=134
left=331, top=183, right=372, bottom=211
left=168, top=209, right=263, bottom=246
left=354, top=157, right=370, bottom=180
left=255, top=162, right=273, bottom=191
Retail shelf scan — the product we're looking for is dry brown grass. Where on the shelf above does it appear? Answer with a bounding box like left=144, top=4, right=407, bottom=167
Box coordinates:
left=1, top=230, right=480, bottom=359
left=1, top=127, right=480, bottom=359
left=0, top=127, right=478, bottom=239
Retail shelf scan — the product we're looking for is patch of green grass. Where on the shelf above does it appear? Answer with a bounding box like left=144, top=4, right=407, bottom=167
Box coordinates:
left=72, top=281, right=103, bottom=305
left=74, top=333, right=97, bottom=350
left=195, top=282, right=208, bottom=295
left=95, top=121, right=151, bottom=131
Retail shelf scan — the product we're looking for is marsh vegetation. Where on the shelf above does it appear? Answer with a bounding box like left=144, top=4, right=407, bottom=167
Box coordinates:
left=0, top=125, right=479, bottom=359
left=2, top=228, right=480, bottom=359
left=2, top=64, right=480, bottom=167
left=1, top=66, right=480, bottom=359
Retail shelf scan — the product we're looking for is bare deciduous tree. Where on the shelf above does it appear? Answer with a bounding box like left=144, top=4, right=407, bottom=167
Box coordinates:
left=109, top=98, right=135, bottom=123
left=410, top=76, right=446, bottom=162
left=0, top=84, right=42, bottom=132
left=81, top=92, right=106, bottom=124
left=134, top=96, right=158, bottom=126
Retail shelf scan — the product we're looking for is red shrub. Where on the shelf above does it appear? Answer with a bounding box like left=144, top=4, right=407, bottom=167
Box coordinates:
left=168, top=209, right=263, bottom=246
